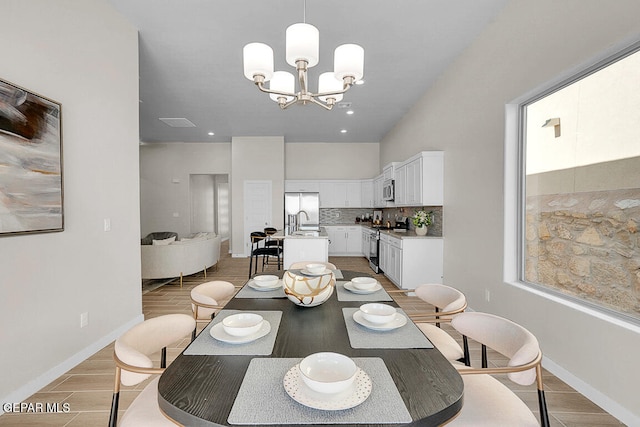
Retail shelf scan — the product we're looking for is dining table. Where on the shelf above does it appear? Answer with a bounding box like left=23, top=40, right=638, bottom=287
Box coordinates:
left=158, top=269, right=464, bottom=426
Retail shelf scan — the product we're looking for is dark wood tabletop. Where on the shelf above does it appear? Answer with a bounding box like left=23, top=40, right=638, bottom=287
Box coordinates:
left=158, top=271, right=463, bottom=426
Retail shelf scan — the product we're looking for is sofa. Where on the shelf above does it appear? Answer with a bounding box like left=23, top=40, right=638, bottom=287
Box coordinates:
left=141, top=232, right=221, bottom=287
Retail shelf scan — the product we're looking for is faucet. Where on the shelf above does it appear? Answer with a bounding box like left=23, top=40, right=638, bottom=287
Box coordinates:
left=296, top=210, right=309, bottom=230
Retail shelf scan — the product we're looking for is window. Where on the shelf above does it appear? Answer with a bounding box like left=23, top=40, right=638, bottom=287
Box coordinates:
left=519, top=45, right=640, bottom=323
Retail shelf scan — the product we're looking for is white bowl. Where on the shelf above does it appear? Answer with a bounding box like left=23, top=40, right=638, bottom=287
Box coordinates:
left=252, top=275, right=279, bottom=287
left=283, top=271, right=335, bottom=307
left=351, top=277, right=377, bottom=290
left=359, top=303, right=397, bottom=324
left=222, top=313, right=263, bottom=337
left=305, top=263, right=327, bottom=274
left=298, top=352, right=357, bottom=394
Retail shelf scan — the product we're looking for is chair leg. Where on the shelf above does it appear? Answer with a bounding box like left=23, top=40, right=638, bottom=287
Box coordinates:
left=481, top=344, right=488, bottom=368
left=109, top=367, right=121, bottom=427
left=161, top=347, right=167, bottom=369
left=462, top=335, right=470, bottom=366
left=536, top=364, right=551, bottom=427
left=191, top=327, right=196, bottom=342
left=538, top=389, right=550, bottom=427
left=248, top=252, right=254, bottom=279
left=108, top=392, right=119, bottom=427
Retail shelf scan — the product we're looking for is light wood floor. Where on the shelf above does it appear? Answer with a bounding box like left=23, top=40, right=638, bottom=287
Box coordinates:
left=0, top=241, right=626, bottom=426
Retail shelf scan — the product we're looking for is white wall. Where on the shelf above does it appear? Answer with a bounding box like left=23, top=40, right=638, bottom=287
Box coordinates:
left=381, top=1, right=640, bottom=424
left=139, top=142, right=231, bottom=237
left=140, top=141, right=376, bottom=253
left=0, top=0, right=140, bottom=405
left=231, top=137, right=285, bottom=256
left=285, top=142, right=380, bottom=179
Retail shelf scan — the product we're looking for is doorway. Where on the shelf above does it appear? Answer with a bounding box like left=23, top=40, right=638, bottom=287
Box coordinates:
left=189, top=174, right=229, bottom=240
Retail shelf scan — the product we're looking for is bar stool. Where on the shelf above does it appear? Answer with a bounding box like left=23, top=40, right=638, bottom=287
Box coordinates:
left=248, top=231, right=281, bottom=278
left=263, top=227, right=283, bottom=268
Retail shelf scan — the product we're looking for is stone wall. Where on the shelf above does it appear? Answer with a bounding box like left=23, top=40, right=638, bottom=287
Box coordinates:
left=525, top=188, right=640, bottom=318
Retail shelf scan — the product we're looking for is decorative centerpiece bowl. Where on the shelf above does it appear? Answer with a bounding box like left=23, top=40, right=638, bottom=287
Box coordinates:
left=298, top=352, right=357, bottom=394
left=282, top=270, right=335, bottom=307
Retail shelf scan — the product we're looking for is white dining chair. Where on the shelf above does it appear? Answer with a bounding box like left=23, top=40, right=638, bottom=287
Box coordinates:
left=289, top=261, right=337, bottom=270
left=191, top=280, right=238, bottom=339
left=109, top=313, right=196, bottom=427
left=389, top=283, right=469, bottom=364
left=445, top=312, right=550, bottom=427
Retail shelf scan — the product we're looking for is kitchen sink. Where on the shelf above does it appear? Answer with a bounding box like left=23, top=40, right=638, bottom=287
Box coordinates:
left=291, top=230, right=319, bottom=237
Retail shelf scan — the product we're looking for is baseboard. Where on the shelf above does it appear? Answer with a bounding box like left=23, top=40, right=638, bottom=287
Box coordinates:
left=541, top=356, right=638, bottom=426
left=0, top=314, right=144, bottom=415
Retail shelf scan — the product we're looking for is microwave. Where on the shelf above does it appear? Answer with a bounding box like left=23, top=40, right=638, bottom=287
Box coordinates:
left=382, top=179, right=394, bottom=201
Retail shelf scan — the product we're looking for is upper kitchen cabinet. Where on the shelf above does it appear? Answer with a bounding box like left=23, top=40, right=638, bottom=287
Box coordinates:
left=361, top=179, right=374, bottom=208
left=319, top=180, right=362, bottom=207
left=373, top=174, right=384, bottom=207
left=285, top=180, right=320, bottom=192
left=393, top=151, right=443, bottom=206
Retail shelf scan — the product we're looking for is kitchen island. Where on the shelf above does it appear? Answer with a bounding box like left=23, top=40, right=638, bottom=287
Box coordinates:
left=275, top=228, right=329, bottom=269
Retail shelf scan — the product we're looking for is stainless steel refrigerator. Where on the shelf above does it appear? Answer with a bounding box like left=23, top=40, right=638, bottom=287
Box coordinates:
left=284, top=192, right=320, bottom=232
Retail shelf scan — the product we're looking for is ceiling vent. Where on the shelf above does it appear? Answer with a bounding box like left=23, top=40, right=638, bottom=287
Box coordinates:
left=159, top=118, right=196, bottom=127
left=335, top=102, right=352, bottom=109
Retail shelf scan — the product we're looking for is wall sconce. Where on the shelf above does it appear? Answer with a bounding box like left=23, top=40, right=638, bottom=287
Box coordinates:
left=542, top=117, right=561, bottom=138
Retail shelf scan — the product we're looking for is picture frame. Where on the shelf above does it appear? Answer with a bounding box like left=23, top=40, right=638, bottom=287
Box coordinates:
left=0, top=78, right=63, bottom=236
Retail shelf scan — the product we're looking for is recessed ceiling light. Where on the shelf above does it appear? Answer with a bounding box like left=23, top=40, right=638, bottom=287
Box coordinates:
left=208, top=132, right=215, bottom=136
left=346, top=110, right=354, bottom=115
left=340, top=129, right=347, bottom=134
left=355, top=79, right=365, bottom=85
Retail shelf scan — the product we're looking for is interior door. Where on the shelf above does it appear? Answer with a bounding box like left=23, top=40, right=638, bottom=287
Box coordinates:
left=243, top=181, right=272, bottom=257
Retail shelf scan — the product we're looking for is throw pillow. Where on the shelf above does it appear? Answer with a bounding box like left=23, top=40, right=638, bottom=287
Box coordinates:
left=152, top=236, right=176, bottom=245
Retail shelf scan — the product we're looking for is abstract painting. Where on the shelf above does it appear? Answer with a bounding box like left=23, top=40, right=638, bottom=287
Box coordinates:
left=0, top=78, right=63, bottom=236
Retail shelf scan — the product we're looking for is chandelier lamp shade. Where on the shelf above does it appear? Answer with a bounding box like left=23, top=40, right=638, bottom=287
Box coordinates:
left=243, top=22, right=364, bottom=110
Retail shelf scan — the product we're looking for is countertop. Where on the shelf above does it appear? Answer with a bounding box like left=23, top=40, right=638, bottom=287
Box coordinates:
left=274, top=228, right=329, bottom=239
left=320, top=223, right=442, bottom=239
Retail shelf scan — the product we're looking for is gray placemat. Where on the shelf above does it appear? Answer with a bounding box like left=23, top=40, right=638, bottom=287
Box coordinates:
left=342, top=307, right=433, bottom=349
left=336, top=281, right=393, bottom=302
left=227, top=357, right=412, bottom=425
left=184, top=310, right=282, bottom=355
left=235, top=280, right=286, bottom=298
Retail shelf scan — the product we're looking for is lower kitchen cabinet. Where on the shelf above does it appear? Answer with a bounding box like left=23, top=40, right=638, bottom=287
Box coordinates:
left=326, top=225, right=363, bottom=256
left=379, top=233, right=443, bottom=289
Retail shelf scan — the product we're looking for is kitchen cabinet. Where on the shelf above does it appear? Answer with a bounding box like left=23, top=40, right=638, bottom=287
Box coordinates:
left=379, top=233, right=402, bottom=285
left=373, top=174, right=384, bottom=207
left=325, top=225, right=363, bottom=256
left=392, top=151, right=444, bottom=207
left=394, top=164, right=407, bottom=206
left=379, top=232, right=444, bottom=289
left=361, top=229, right=370, bottom=260
left=382, top=163, right=397, bottom=181
left=318, top=181, right=362, bottom=208
left=360, top=179, right=374, bottom=208
left=285, top=180, right=320, bottom=192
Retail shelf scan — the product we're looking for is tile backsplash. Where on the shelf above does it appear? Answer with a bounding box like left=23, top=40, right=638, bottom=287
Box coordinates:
left=320, top=208, right=373, bottom=225
left=320, top=206, right=442, bottom=237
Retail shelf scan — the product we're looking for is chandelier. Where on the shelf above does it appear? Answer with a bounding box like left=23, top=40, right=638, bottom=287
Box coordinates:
left=242, top=10, right=364, bottom=110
